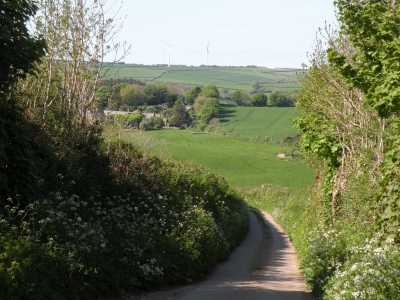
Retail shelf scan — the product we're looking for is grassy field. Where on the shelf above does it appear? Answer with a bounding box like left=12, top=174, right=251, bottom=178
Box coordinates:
left=114, top=106, right=314, bottom=189
left=102, top=65, right=301, bottom=95
left=119, top=129, right=314, bottom=189
left=219, top=106, right=299, bottom=140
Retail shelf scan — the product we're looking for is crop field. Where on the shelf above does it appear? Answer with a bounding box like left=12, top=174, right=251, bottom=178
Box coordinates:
left=102, top=64, right=301, bottom=94
left=119, top=129, right=314, bottom=189
left=219, top=106, right=299, bottom=140
left=115, top=106, right=313, bottom=189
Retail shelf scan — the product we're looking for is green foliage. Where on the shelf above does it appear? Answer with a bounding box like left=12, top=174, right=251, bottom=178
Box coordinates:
left=108, top=83, right=128, bottom=109
left=94, top=86, right=111, bottom=109
left=185, top=86, right=202, bottom=105
left=0, top=103, right=42, bottom=206
left=250, top=93, right=268, bottom=107
left=0, top=138, right=249, bottom=299
left=231, top=90, right=250, bottom=106
left=0, top=0, right=46, bottom=95
left=332, top=0, right=400, bottom=242
left=120, top=84, right=147, bottom=107
left=116, top=113, right=144, bottom=128
left=150, top=116, right=165, bottom=129
left=268, top=93, right=294, bottom=107
left=0, top=0, right=46, bottom=206
left=198, top=84, right=219, bottom=100
left=243, top=169, right=383, bottom=298
left=332, top=0, right=400, bottom=118
left=325, top=238, right=400, bottom=300
left=0, top=1, right=250, bottom=297
left=198, top=98, right=219, bottom=124
left=169, top=100, right=191, bottom=127
left=144, top=84, right=168, bottom=105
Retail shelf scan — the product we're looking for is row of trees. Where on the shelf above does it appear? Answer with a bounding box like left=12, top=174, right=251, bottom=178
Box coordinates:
left=231, top=90, right=296, bottom=107
left=96, top=82, right=181, bottom=111
left=96, top=78, right=296, bottom=112
left=107, top=83, right=221, bottom=129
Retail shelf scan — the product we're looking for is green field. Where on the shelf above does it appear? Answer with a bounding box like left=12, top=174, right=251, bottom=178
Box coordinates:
left=116, top=106, right=314, bottom=189
left=121, top=129, right=314, bottom=189
left=219, top=106, right=299, bottom=140
left=102, top=65, right=301, bottom=95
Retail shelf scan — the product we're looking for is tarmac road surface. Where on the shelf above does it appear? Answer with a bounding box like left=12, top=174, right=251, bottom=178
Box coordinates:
left=119, top=209, right=313, bottom=300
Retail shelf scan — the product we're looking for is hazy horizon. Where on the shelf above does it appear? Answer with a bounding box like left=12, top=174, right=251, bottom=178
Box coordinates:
left=105, top=1, right=337, bottom=69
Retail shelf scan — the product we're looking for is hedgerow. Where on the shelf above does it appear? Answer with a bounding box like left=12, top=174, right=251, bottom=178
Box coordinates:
left=0, top=140, right=248, bottom=299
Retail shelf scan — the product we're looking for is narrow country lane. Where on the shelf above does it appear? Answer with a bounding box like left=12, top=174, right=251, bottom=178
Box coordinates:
left=121, top=209, right=313, bottom=300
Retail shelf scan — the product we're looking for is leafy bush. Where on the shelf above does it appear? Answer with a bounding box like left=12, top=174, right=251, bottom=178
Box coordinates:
left=0, top=140, right=249, bottom=299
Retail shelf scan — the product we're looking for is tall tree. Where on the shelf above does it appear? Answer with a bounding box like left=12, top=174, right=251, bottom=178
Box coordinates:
left=19, top=0, right=129, bottom=127
left=169, top=100, right=191, bottom=127
left=199, top=84, right=219, bottom=99
left=0, top=0, right=46, bottom=96
left=0, top=0, right=46, bottom=204
left=185, top=86, right=202, bottom=104
left=251, top=93, right=268, bottom=107
left=231, top=90, right=250, bottom=106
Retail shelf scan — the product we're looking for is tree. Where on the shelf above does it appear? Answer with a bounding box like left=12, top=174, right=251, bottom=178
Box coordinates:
left=198, top=98, right=219, bottom=123
left=185, top=86, right=202, bottom=104
left=199, top=84, right=219, bottom=99
left=19, top=0, right=130, bottom=127
left=248, top=82, right=265, bottom=95
left=268, top=93, right=293, bottom=107
left=0, top=0, right=46, bottom=96
left=231, top=90, right=250, bottom=106
left=165, top=93, right=178, bottom=108
left=169, top=100, right=191, bottom=127
left=0, top=0, right=46, bottom=204
left=251, top=93, right=268, bottom=107
left=120, top=84, right=147, bottom=107
left=94, top=85, right=112, bottom=109
left=107, top=83, right=128, bottom=110
left=144, top=84, right=168, bottom=105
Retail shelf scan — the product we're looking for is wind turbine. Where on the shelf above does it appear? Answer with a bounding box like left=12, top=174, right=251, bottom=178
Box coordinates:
left=162, top=40, right=171, bottom=67
left=206, top=42, right=209, bottom=66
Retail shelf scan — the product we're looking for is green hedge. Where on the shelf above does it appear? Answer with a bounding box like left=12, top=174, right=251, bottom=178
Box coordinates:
left=0, top=141, right=249, bottom=299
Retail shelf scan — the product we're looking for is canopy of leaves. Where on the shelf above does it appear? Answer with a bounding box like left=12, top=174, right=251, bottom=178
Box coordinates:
left=198, top=98, right=220, bottom=123
left=231, top=90, right=250, bottom=106
left=269, top=93, right=294, bottom=107
left=169, top=100, right=191, bottom=127
left=251, top=93, right=268, bottom=107
left=185, top=86, right=202, bottom=105
left=144, top=84, right=168, bottom=105
left=0, top=0, right=46, bottom=95
left=120, top=84, right=147, bottom=107
left=331, top=0, right=400, bottom=118
left=199, top=84, right=219, bottom=99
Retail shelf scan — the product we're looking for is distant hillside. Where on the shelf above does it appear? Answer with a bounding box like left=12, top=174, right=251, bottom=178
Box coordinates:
left=102, top=64, right=301, bottom=95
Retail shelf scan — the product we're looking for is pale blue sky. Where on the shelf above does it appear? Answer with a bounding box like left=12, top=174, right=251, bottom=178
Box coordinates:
left=107, top=0, right=337, bottom=68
